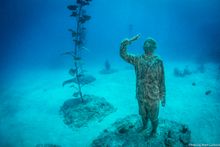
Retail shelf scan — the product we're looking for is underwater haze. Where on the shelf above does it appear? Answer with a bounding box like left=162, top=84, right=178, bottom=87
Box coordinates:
left=1, top=0, right=220, bottom=146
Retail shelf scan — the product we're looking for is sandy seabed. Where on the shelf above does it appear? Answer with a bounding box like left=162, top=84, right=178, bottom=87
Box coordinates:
left=0, top=61, right=220, bottom=147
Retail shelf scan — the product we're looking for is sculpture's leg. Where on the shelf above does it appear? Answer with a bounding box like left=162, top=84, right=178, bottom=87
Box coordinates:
left=148, top=100, right=159, bottom=137
left=151, top=119, right=158, bottom=137
left=137, top=100, right=148, bottom=131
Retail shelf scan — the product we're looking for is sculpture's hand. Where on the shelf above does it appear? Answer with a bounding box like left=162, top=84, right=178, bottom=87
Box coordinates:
left=121, top=34, right=141, bottom=47
left=161, top=98, right=166, bottom=107
left=129, top=34, right=141, bottom=42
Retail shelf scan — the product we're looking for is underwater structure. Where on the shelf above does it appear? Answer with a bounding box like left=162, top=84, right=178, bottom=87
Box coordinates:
left=92, top=115, right=191, bottom=147
left=2, top=0, right=220, bottom=146
left=99, top=60, right=117, bottom=74
left=62, top=0, right=93, bottom=102
left=60, top=0, right=116, bottom=130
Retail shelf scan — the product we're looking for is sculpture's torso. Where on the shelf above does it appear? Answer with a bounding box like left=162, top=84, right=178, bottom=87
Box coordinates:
left=134, top=55, right=163, bottom=102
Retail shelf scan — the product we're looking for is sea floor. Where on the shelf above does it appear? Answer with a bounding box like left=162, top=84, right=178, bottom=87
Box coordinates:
left=1, top=61, right=220, bottom=147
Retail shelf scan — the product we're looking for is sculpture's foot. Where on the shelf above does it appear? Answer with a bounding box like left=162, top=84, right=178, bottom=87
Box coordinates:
left=150, top=129, right=157, bottom=138
left=137, top=124, right=148, bottom=133
left=150, top=119, right=158, bottom=137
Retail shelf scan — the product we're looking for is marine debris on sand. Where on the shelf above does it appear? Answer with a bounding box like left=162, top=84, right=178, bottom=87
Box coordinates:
left=91, top=115, right=191, bottom=147
left=174, top=64, right=208, bottom=78
left=192, top=82, right=196, bottom=86
left=173, top=66, right=192, bottom=77
left=205, top=90, right=212, bottom=95
left=99, top=60, right=117, bottom=74
left=60, top=95, right=116, bottom=128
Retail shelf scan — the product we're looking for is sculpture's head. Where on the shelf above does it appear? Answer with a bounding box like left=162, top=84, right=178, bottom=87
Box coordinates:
left=143, top=38, right=157, bottom=55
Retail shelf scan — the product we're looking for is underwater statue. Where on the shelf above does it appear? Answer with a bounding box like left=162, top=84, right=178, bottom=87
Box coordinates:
left=120, top=34, right=166, bottom=137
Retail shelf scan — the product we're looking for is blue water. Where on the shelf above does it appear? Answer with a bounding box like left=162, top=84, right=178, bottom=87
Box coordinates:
left=1, top=0, right=220, bottom=70
left=1, top=0, right=220, bottom=146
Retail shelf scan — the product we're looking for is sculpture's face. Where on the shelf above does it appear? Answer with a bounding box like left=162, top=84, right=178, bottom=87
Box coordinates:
left=144, top=41, right=152, bottom=49
left=143, top=38, right=157, bottom=54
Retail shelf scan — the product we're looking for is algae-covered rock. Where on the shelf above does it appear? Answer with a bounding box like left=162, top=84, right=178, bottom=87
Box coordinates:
left=60, top=95, right=116, bottom=128
left=91, top=115, right=191, bottom=147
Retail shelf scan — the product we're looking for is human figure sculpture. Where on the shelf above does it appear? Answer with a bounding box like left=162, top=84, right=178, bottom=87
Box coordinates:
left=120, top=34, right=166, bottom=137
